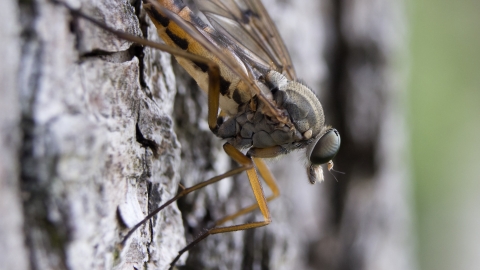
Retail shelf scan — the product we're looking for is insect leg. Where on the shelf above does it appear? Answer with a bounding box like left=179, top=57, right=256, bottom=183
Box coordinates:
left=54, top=2, right=222, bottom=132
left=169, top=143, right=272, bottom=269
left=120, top=143, right=254, bottom=246
left=214, top=157, right=280, bottom=226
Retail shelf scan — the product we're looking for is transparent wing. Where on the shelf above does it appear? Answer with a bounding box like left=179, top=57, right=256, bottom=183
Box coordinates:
left=146, top=0, right=289, bottom=122
left=193, top=0, right=297, bottom=80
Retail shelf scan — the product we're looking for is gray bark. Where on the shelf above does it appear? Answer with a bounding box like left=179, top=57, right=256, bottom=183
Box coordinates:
left=4, top=0, right=184, bottom=269
left=0, top=0, right=415, bottom=270
left=0, top=0, right=29, bottom=269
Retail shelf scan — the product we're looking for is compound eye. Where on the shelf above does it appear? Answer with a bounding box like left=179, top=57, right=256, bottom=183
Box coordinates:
left=309, top=129, right=341, bottom=165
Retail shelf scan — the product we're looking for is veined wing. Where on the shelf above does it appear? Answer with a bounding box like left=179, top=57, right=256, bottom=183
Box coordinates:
left=145, top=0, right=291, bottom=123
left=192, top=0, right=296, bottom=80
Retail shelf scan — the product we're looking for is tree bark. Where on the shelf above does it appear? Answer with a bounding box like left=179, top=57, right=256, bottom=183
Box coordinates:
left=0, top=0, right=414, bottom=269
left=5, top=0, right=184, bottom=269
left=0, top=0, right=28, bottom=269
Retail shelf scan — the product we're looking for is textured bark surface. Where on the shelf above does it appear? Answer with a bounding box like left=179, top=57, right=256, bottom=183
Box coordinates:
left=5, top=0, right=184, bottom=269
left=0, top=0, right=28, bottom=269
left=0, top=0, right=414, bottom=269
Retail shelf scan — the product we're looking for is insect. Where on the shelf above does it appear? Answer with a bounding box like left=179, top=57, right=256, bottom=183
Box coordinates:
left=58, top=0, right=341, bottom=268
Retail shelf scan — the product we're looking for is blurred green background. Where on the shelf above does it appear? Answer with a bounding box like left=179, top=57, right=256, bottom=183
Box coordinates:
left=409, top=0, right=480, bottom=269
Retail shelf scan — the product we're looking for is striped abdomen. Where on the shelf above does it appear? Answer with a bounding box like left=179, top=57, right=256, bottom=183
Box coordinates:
left=144, top=0, right=253, bottom=116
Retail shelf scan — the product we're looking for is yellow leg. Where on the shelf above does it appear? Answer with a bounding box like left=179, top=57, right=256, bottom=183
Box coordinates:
left=168, top=144, right=272, bottom=269
left=54, top=1, right=222, bottom=133
left=119, top=144, right=253, bottom=246
left=215, top=157, right=280, bottom=226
